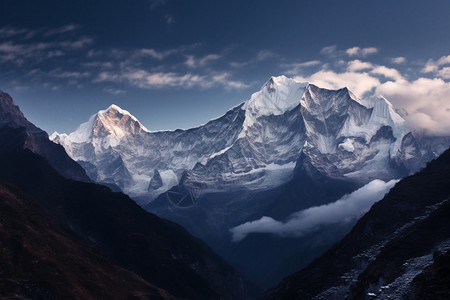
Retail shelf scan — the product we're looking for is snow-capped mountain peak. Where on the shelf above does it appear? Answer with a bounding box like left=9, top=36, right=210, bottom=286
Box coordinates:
left=54, top=104, right=149, bottom=145
left=242, top=75, right=308, bottom=117
left=95, top=104, right=150, bottom=138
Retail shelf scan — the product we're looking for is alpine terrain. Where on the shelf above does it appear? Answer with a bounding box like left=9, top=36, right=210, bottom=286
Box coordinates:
left=51, top=75, right=450, bottom=288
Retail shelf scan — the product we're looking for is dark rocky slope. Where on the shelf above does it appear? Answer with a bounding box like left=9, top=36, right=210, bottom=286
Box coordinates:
left=265, top=147, right=450, bottom=299
left=0, top=180, right=174, bottom=299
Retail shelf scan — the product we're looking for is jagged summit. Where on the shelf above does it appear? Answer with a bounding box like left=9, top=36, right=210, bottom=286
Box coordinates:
left=102, top=104, right=146, bottom=125
left=301, top=84, right=355, bottom=112
left=95, top=103, right=150, bottom=137
left=52, top=104, right=149, bottom=145
left=242, top=75, right=308, bottom=118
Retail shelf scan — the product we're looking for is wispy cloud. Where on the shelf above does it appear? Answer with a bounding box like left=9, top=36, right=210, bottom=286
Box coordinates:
left=256, top=49, right=276, bottom=61
left=229, top=49, right=277, bottom=69
left=0, top=27, right=28, bottom=38
left=95, top=69, right=248, bottom=90
left=391, top=56, right=406, bottom=64
left=135, top=48, right=179, bottom=60
left=0, top=25, right=250, bottom=93
left=345, top=46, right=378, bottom=57
left=347, top=60, right=374, bottom=72
left=0, top=34, right=93, bottom=66
left=184, top=54, right=221, bottom=68
left=320, top=45, right=337, bottom=55
left=165, top=14, right=175, bottom=25
left=103, top=87, right=126, bottom=95
left=283, top=60, right=321, bottom=75
left=437, top=67, right=450, bottom=79
left=422, top=54, right=450, bottom=73
left=370, top=65, right=404, bottom=81
left=44, top=24, right=80, bottom=36
left=230, top=179, right=398, bottom=242
left=149, top=0, right=167, bottom=10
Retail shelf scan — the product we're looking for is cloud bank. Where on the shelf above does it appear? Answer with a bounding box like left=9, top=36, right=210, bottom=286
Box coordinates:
left=230, top=179, right=398, bottom=242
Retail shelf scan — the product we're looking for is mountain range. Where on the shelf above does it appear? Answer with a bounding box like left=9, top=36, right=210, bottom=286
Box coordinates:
left=51, top=76, right=434, bottom=201
left=51, top=75, right=450, bottom=287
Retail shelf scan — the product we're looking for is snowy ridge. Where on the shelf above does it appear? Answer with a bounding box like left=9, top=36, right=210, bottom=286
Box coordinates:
left=50, top=76, right=434, bottom=203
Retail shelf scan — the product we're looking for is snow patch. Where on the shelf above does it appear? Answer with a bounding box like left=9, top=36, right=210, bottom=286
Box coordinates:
left=338, top=138, right=355, bottom=152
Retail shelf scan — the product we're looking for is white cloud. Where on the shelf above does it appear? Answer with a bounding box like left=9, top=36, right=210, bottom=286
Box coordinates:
left=361, top=47, right=378, bottom=56
left=375, top=77, right=450, bottom=136
left=437, top=67, right=450, bottom=79
left=347, top=60, right=374, bottom=72
left=346, top=46, right=378, bottom=57
left=370, top=65, right=404, bottom=81
left=422, top=54, right=450, bottom=73
left=230, top=179, right=398, bottom=242
left=391, top=57, right=406, bottom=64
left=294, top=70, right=380, bottom=97
left=345, top=47, right=360, bottom=56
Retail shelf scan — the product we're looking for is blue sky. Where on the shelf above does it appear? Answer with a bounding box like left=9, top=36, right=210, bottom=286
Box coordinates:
left=1, top=0, right=450, bottom=135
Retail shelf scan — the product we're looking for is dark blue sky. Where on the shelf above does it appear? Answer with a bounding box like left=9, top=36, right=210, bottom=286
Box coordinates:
left=1, top=0, right=449, bottom=134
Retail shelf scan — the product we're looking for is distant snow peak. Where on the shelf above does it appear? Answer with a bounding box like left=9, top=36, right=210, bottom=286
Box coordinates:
left=96, top=104, right=150, bottom=137
left=64, top=104, right=150, bottom=144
